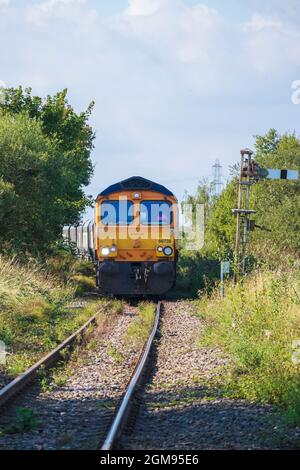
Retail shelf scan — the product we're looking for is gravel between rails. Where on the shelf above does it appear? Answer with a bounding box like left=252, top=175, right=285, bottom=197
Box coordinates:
left=120, top=301, right=300, bottom=450
left=0, top=302, right=141, bottom=450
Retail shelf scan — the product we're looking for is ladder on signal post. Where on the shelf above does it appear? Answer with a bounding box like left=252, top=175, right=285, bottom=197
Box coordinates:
left=233, top=149, right=256, bottom=281
left=232, top=148, right=299, bottom=283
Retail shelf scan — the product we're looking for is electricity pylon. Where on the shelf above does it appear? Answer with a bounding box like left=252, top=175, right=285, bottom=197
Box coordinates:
left=212, top=159, right=223, bottom=197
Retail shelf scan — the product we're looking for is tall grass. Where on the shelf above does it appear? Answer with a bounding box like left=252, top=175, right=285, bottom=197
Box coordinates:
left=0, top=255, right=98, bottom=377
left=197, top=266, right=300, bottom=424
left=0, top=256, right=73, bottom=310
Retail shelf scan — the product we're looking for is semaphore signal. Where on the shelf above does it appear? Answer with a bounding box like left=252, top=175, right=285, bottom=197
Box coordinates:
left=258, top=168, right=299, bottom=180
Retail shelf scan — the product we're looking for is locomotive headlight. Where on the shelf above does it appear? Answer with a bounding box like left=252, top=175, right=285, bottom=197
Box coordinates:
left=101, top=247, right=110, bottom=256
left=163, top=246, right=173, bottom=257
left=157, top=246, right=163, bottom=252
left=110, top=244, right=117, bottom=253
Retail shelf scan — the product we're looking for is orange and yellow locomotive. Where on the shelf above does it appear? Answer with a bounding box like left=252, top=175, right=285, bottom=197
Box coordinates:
left=94, top=176, right=178, bottom=296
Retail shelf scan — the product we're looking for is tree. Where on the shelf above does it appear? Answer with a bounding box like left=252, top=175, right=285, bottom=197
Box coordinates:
left=0, top=88, right=95, bottom=252
left=0, top=87, right=94, bottom=223
left=254, top=128, right=280, bottom=155
left=0, top=113, right=89, bottom=251
left=202, top=129, right=300, bottom=263
left=205, top=180, right=237, bottom=259
left=251, top=131, right=300, bottom=260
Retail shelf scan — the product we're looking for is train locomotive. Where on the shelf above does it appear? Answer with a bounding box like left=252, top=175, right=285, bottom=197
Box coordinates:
left=64, top=176, right=178, bottom=296
left=95, top=176, right=178, bottom=296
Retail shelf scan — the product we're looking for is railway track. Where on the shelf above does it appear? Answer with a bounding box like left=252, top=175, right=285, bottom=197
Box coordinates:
left=0, top=300, right=162, bottom=450
left=0, top=309, right=99, bottom=410
left=1, top=300, right=298, bottom=450
left=100, top=301, right=161, bottom=450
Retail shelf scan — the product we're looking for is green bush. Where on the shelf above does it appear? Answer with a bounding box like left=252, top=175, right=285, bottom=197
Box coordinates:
left=174, top=249, right=219, bottom=298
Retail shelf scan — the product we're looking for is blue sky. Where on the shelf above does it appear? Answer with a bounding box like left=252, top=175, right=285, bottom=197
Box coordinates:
left=1, top=0, right=300, bottom=204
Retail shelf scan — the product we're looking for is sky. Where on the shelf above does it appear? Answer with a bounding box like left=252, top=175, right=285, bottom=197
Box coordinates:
left=0, top=0, right=300, bottom=205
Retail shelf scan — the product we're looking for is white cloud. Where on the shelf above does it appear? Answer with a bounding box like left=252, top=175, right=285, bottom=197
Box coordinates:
left=242, top=13, right=282, bottom=32
left=241, top=13, right=300, bottom=73
left=177, top=4, right=221, bottom=64
left=0, top=0, right=9, bottom=6
left=114, top=2, right=222, bottom=67
left=26, top=0, right=88, bottom=26
left=247, top=1, right=300, bottom=25
left=0, top=1, right=300, bottom=200
left=125, top=0, right=168, bottom=17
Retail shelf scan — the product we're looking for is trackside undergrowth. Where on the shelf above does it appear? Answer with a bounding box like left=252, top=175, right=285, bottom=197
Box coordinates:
left=0, top=255, right=103, bottom=379
left=197, top=266, right=300, bottom=424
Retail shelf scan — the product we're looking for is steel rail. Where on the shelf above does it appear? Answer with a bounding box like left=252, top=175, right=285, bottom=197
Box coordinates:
left=101, top=301, right=161, bottom=450
left=0, top=310, right=100, bottom=408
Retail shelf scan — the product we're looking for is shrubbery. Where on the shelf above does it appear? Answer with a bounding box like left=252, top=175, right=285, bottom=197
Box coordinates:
left=198, top=266, right=300, bottom=423
left=0, top=255, right=97, bottom=377
left=175, top=249, right=219, bottom=298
